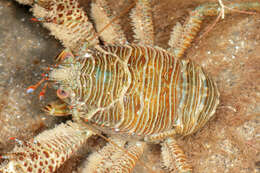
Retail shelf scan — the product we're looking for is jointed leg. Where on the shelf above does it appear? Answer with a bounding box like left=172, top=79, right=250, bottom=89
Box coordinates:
left=161, top=137, right=192, bottom=173
left=110, top=141, right=145, bottom=173
left=91, top=0, right=127, bottom=45
left=31, top=0, right=99, bottom=52
left=145, top=130, right=192, bottom=172
left=82, top=138, right=145, bottom=173
left=0, top=122, right=93, bottom=173
left=130, top=0, right=155, bottom=45
left=82, top=138, right=126, bottom=172
left=168, top=2, right=260, bottom=59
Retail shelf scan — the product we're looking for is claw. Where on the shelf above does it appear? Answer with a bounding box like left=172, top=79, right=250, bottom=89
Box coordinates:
left=9, top=137, right=24, bottom=146
left=39, top=82, right=48, bottom=100
left=26, top=85, right=36, bottom=93
left=30, top=17, right=56, bottom=23
left=27, top=71, right=50, bottom=100
left=26, top=78, right=46, bottom=94
left=39, top=94, right=44, bottom=100
left=30, top=17, right=44, bottom=22
left=0, top=155, right=10, bottom=159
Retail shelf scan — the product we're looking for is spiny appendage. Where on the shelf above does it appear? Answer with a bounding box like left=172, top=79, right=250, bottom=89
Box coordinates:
left=130, top=0, right=154, bottom=45
left=81, top=138, right=126, bottom=173
left=91, top=0, right=127, bottom=44
left=31, top=0, right=99, bottom=51
left=0, top=121, right=93, bottom=173
left=168, top=22, right=183, bottom=57
left=168, top=2, right=260, bottom=59
left=110, top=142, right=145, bottom=173
left=161, top=137, right=192, bottom=173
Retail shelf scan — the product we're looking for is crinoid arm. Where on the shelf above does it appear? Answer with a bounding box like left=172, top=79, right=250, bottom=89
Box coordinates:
left=168, top=2, right=260, bottom=59
left=130, top=0, right=155, bottom=45
left=0, top=121, right=93, bottom=173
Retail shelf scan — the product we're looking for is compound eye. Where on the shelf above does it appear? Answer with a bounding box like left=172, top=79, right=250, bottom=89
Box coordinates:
left=57, top=88, right=69, bottom=99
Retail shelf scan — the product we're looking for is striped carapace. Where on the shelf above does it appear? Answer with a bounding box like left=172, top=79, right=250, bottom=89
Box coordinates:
left=49, top=44, right=219, bottom=141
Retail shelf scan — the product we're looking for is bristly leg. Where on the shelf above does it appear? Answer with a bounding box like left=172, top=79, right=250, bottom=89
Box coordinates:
left=130, top=0, right=155, bottom=45
left=0, top=122, right=93, bottom=173
left=31, top=0, right=99, bottom=52
left=81, top=138, right=126, bottom=172
left=168, top=2, right=260, bottom=59
left=80, top=139, right=146, bottom=173
left=91, top=0, right=127, bottom=45
left=161, top=137, right=192, bottom=173
left=110, top=141, right=145, bottom=173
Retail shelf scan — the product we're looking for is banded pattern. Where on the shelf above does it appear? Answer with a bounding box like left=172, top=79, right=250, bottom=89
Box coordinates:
left=104, top=45, right=181, bottom=136
left=100, top=45, right=219, bottom=137
left=69, top=49, right=130, bottom=114
left=175, top=59, right=219, bottom=135
left=51, top=44, right=219, bottom=139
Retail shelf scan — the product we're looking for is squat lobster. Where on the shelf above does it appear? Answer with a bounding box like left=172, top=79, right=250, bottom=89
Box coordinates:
left=1, top=0, right=260, bottom=173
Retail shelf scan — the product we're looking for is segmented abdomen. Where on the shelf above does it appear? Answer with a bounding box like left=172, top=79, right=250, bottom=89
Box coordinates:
left=88, top=45, right=219, bottom=138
